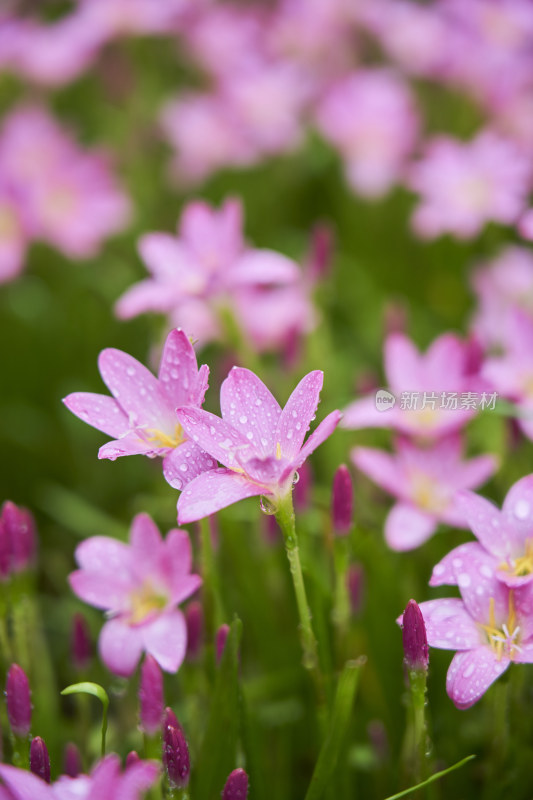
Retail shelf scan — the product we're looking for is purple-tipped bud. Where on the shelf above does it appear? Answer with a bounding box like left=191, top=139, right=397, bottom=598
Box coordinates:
left=6, top=664, right=32, bottom=737
left=332, top=465, right=353, bottom=536
left=1, top=502, right=37, bottom=573
left=30, top=737, right=50, bottom=783
left=0, top=519, right=12, bottom=580
left=139, top=654, right=164, bottom=736
left=216, top=624, right=230, bottom=665
left=402, top=600, right=429, bottom=672
left=126, top=750, right=141, bottom=768
left=347, top=563, right=365, bottom=616
left=308, top=223, right=334, bottom=282
left=222, top=768, right=249, bottom=800
left=162, top=708, right=190, bottom=790
left=185, top=601, right=204, bottom=661
left=71, top=613, right=92, bottom=672
left=293, top=463, right=312, bottom=513
left=63, top=742, right=82, bottom=777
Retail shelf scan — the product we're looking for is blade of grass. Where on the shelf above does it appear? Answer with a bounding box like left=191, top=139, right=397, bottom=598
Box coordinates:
left=383, top=754, right=476, bottom=800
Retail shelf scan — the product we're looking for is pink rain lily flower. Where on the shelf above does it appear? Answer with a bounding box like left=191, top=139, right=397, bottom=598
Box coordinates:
left=0, top=753, right=158, bottom=800
left=342, top=332, right=483, bottom=439
left=63, top=328, right=216, bottom=490
left=401, top=546, right=533, bottom=709
left=431, top=474, right=533, bottom=589
left=352, top=435, right=497, bottom=550
left=69, top=513, right=201, bottom=676
left=175, top=367, right=341, bottom=523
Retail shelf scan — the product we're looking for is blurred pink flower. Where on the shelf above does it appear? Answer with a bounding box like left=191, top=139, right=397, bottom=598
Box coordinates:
left=63, top=328, right=215, bottom=490
left=352, top=435, right=497, bottom=550
left=405, top=548, right=533, bottom=708
left=342, top=332, right=483, bottom=439
left=0, top=753, right=159, bottom=799
left=69, top=513, right=201, bottom=676
left=116, top=198, right=314, bottom=352
left=409, top=130, right=532, bottom=239
left=315, top=69, right=419, bottom=197
left=0, top=183, right=28, bottom=284
left=176, top=367, right=341, bottom=522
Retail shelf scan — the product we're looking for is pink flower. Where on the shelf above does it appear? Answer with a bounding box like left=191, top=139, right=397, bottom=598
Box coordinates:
left=315, top=68, right=419, bottom=198
left=0, top=753, right=159, bottom=799
left=115, top=198, right=313, bottom=352
left=431, top=475, right=533, bottom=589
left=69, top=513, right=201, bottom=676
left=409, top=130, right=532, bottom=239
left=402, top=547, right=533, bottom=709
left=352, top=435, right=497, bottom=550
left=0, top=183, right=28, bottom=284
left=63, top=328, right=215, bottom=489
left=175, top=367, right=341, bottom=523
left=342, top=332, right=483, bottom=439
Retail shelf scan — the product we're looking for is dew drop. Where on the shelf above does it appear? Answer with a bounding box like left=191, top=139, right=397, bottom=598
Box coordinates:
left=240, top=415, right=248, bottom=424
left=260, top=496, right=277, bottom=515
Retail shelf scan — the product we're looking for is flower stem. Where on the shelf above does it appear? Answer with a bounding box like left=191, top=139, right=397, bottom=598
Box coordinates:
left=199, top=516, right=223, bottom=675
left=403, top=667, right=429, bottom=786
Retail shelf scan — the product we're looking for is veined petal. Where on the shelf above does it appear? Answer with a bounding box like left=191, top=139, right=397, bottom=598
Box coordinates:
left=142, top=610, right=187, bottom=673
left=451, top=547, right=510, bottom=626
left=416, top=598, right=482, bottom=650
left=158, top=328, right=203, bottom=407
left=351, top=446, right=406, bottom=499
left=455, top=490, right=508, bottom=559
left=162, top=441, right=217, bottom=490
left=176, top=407, right=249, bottom=468
left=98, top=349, right=174, bottom=429
left=446, top=648, right=509, bottom=709
left=99, top=618, right=144, bottom=677
left=220, top=367, right=281, bottom=456
left=62, top=392, right=129, bottom=438
left=69, top=570, right=133, bottom=612
left=295, top=409, right=342, bottom=465
left=385, top=503, right=436, bottom=551
left=276, top=371, right=324, bottom=460
left=177, top=468, right=266, bottom=524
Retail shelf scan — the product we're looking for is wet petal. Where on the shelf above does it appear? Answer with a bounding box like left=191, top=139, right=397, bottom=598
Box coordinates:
left=162, top=441, right=218, bottom=490
left=502, top=474, right=533, bottom=553
left=455, top=490, right=508, bottom=559
left=176, top=407, right=248, bottom=469
left=446, top=648, right=509, bottom=709
left=158, top=328, right=203, bottom=407
left=416, top=598, right=482, bottom=650
left=430, top=542, right=497, bottom=587
left=177, top=468, right=266, bottom=524
left=295, top=410, right=342, bottom=465
left=62, top=392, right=129, bottom=438
left=276, top=371, right=324, bottom=460
left=220, top=367, right=281, bottom=456
left=98, top=434, right=154, bottom=461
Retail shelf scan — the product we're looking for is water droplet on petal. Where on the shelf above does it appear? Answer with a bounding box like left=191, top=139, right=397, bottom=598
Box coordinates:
left=260, top=496, right=277, bottom=515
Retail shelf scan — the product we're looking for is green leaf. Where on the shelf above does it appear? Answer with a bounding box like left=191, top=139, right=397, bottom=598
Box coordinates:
left=61, top=681, right=109, bottom=756
left=383, top=755, right=476, bottom=799
left=194, top=617, right=243, bottom=800
left=304, top=657, right=365, bottom=800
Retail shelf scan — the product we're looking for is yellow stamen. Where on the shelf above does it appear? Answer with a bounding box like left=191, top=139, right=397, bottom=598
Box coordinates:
left=276, top=442, right=282, bottom=460
left=129, top=581, right=167, bottom=625
left=144, top=423, right=185, bottom=449
left=498, top=539, right=533, bottom=578
left=410, top=472, right=448, bottom=514
left=479, top=593, right=520, bottom=661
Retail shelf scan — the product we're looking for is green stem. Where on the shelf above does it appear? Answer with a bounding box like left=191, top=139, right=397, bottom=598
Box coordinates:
left=199, top=517, right=223, bottom=680
left=403, top=668, right=429, bottom=786
left=332, top=538, right=350, bottom=664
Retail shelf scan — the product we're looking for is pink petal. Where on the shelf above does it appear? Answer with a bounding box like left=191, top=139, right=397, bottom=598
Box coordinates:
left=162, top=528, right=192, bottom=579
left=169, top=574, right=202, bottom=607
left=231, top=250, right=299, bottom=286
left=0, top=765, right=54, bottom=800
left=450, top=547, right=510, bottom=626
left=75, top=537, right=132, bottom=578
left=98, top=348, right=173, bottom=429
left=62, top=392, right=129, bottom=438
left=142, top=610, right=187, bottom=673
left=98, top=433, right=153, bottom=461
left=138, top=232, right=190, bottom=280
left=119, top=760, right=160, bottom=797
left=341, top=395, right=399, bottom=430
left=115, top=279, right=179, bottom=319
left=416, top=598, right=482, bottom=650
left=195, top=363, right=210, bottom=406
left=276, top=371, right=324, bottom=460
left=512, top=640, right=533, bottom=663
left=351, top=446, right=407, bottom=499
left=220, top=367, right=281, bottom=456
left=69, top=570, right=133, bottom=612
left=425, top=334, right=466, bottom=390
left=86, top=755, right=121, bottom=799
left=453, top=454, right=498, bottom=492
left=513, top=585, right=533, bottom=640
left=176, top=407, right=248, bottom=469
left=384, top=503, right=436, bottom=550
left=162, top=441, right=218, bottom=490
left=502, top=474, right=533, bottom=554
left=446, top=648, right=509, bottom=709
left=99, top=618, right=144, bottom=677
left=129, top=513, right=162, bottom=576
left=177, top=468, right=265, bottom=524
left=430, top=542, right=497, bottom=587
left=295, top=409, right=342, bottom=465
left=158, top=328, right=204, bottom=407
left=455, top=490, right=508, bottom=559
left=384, top=332, right=421, bottom=392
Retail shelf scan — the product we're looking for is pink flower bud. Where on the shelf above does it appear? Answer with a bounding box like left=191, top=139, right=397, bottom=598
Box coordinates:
left=63, top=742, right=82, bottom=777
left=6, top=664, right=31, bottom=737
left=216, top=624, right=230, bottom=665
left=185, top=601, right=203, bottom=661
left=1, top=501, right=37, bottom=572
left=71, top=613, right=92, bottom=672
left=308, top=223, right=334, bottom=282
left=222, top=768, right=249, bottom=800
left=126, top=751, right=141, bottom=768
left=402, top=599, right=429, bottom=672
left=0, top=519, right=12, bottom=580
left=139, top=655, right=164, bottom=736
left=30, top=736, right=50, bottom=783
left=162, top=708, right=190, bottom=790
left=332, top=465, right=353, bottom=536
left=347, top=563, right=365, bottom=616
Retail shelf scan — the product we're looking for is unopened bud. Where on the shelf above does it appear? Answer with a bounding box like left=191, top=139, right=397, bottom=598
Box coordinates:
left=2, top=501, right=37, bottom=572
left=347, top=563, right=365, bottom=616
left=63, top=742, right=82, bottom=777
left=126, top=751, right=141, bottom=768
left=30, top=737, right=50, bottom=783
left=402, top=600, right=429, bottom=672
left=0, top=519, right=11, bottom=580
left=308, top=223, right=334, bottom=282
left=332, top=465, right=353, bottom=536
left=71, top=613, right=92, bottom=672
left=222, top=767, right=249, bottom=800
left=162, top=708, right=190, bottom=790
left=216, top=624, right=230, bottom=665
left=139, top=655, right=164, bottom=736
left=185, top=601, right=203, bottom=661
left=6, top=664, right=31, bottom=737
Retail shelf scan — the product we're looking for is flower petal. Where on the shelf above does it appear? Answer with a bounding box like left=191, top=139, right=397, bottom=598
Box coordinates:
left=450, top=547, right=510, bottom=626
left=384, top=503, right=436, bottom=551
left=231, top=250, right=299, bottom=286
left=220, top=367, right=281, bottom=456
left=0, top=765, right=54, bottom=800
left=99, top=618, right=144, bottom=677
left=295, top=409, right=342, bottom=465
left=430, top=542, right=497, bottom=587
left=351, top=446, right=407, bottom=499
left=62, top=392, right=129, bottom=438
left=158, top=328, right=204, bottom=407
left=129, top=513, right=162, bottom=577
left=455, top=490, right=508, bottom=559
left=341, top=395, right=398, bottom=430
left=177, top=468, right=265, bottom=524
left=502, top=473, right=533, bottom=553
left=446, top=647, right=509, bottom=709
left=98, top=433, right=153, bottom=460
left=75, top=537, right=133, bottom=579
left=69, top=570, right=133, bottom=612
left=416, top=598, right=483, bottom=650
left=176, top=407, right=248, bottom=469
left=162, top=441, right=217, bottom=490
left=142, top=610, right=187, bottom=673
left=384, top=333, right=421, bottom=393
left=118, top=760, right=160, bottom=798
left=276, top=371, right=324, bottom=460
